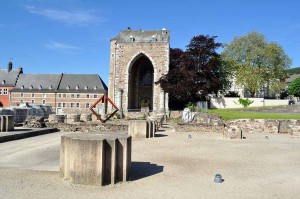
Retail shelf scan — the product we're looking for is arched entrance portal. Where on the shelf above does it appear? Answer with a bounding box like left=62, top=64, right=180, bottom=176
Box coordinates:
left=128, top=55, right=154, bottom=110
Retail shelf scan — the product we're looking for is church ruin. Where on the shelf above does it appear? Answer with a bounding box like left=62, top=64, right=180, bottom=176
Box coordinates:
left=108, top=28, right=170, bottom=115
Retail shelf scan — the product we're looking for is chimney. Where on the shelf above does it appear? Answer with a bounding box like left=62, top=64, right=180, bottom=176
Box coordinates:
left=18, top=67, right=23, bottom=74
left=8, top=62, right=12, bottom=72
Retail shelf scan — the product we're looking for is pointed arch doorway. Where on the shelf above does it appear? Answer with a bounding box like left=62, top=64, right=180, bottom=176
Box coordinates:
left=128, top=55, right=154, bottom=111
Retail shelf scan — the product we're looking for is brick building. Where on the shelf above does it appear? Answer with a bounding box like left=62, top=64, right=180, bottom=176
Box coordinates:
left=0, top=62, right=23, bottom=107
left=10, top=73, right=107, bottom=114
left=108, top=28, right=170, bottom=115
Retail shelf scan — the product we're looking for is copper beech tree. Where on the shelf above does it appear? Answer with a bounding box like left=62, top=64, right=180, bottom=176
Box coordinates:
left=156, top=35, right=229, bottom=109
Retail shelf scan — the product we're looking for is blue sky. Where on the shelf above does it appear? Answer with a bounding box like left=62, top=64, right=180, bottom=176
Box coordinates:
left=0, top=0, right=300, bottom=84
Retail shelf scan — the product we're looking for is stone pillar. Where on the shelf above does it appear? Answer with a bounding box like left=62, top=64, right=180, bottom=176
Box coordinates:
left=128, top=120, right=151, bottom=138
left=60, top=133, right=131, bottom=186
left=0, top=115, right=14, bottom=132
left=118, top=89, right=123, bottom=118
left=159, top=90, right=165, bottom=113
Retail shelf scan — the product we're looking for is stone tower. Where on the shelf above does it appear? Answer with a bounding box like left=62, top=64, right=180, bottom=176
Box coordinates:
left=108, top=28, right=170, bottom=115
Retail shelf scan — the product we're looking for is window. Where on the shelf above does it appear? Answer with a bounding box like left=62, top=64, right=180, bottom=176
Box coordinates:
left=58, top=103, right=62, bottom=107
left=31, top=99, right=35, bottom=104
left=20, top=93, right=24, bottom=97
left=58, top=94, right=62, bottom=98
left=85, top=103, right=90, bottom=108
left=4, top=88, right=8, bottom=95
left=70, top=103, right=74, bottom=108
left=77, top=94, right=80, bottom=98
left=20, top=100, right=23, bottom=104
left=94, top=94, right=98, bottom=98
left=43, top=94, right=46, bottom=98
left=42, top=99, right=46, bottom=105
left=0, top=89, right=3, bottom=94
left=86, top=94, right=90, bottom=98
left=71, top=94, right=75, bottom=98
left=62, top=103, right=66, bottom=108
left=63, top=94, right=66, bottom=98
left=76, top=103, right=80, bottom=108
left=32, top=93, right=35, bottom=97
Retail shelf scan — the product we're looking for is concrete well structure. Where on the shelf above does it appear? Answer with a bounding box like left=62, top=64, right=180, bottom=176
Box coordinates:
left=60, top=132, right=131, bottom=186
left=0, top=115, right=14, bottom=132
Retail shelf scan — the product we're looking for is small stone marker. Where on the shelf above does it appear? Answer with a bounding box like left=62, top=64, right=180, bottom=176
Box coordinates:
left=214, top=174, right=223, bottom=183
left=60, top=132, right=131, bottom=186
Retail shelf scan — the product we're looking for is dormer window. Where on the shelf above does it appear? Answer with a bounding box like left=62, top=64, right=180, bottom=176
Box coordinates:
left=162, top=28, right=167, bottom=34
left=30, top=85, right=33, bottom=89
left=130, top=35, right=134, bottom=42
left=66, top=85, right=70, bottom=90
left=76, top=85, right=79, bottom=90
left=94, top=86, right=97, bottom=90
left=2, top=80, right=5, bottom=84
left=84, top=86, right=88, bottom=90
left=39, top=85, right=42, bottom=90
left=21, top=85, right=24, bottom=90
left=49, top=85, right=52, bottom=90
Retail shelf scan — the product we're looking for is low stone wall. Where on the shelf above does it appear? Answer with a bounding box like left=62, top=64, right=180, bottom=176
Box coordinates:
left=175, top=123, right=225, bottom=133
left=226, top=119, right=300, bottom=134
left=175, top=118, right=300, bottom=136
left=46, top=122, right=128, bottom=132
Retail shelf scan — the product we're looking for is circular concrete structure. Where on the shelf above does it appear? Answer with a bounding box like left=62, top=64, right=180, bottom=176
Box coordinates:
left=60, top=132, right=131, bottom=186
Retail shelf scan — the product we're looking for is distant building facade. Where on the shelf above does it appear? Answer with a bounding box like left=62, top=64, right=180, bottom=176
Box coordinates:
left=0, top=62, right=23, bottom=107
left=108, top=28, right=170, bottom=114
left=10, top=73, right=107, bottom=114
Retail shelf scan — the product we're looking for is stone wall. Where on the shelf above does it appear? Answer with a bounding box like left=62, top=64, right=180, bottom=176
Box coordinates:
left=46, top=122, right=128, bottom=132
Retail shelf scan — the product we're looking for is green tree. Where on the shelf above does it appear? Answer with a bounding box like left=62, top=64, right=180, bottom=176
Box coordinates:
left=222, top=31, right=292, bottom=97
left=288, top=77, right=300, bottom=97
left=156, top=35, right=230, bottom=109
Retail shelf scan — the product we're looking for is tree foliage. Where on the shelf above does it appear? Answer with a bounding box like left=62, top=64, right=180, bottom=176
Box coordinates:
left=156, top=35, right=229, bottom=109
left=222, top=31, right=292, bottom=97
left=288, top=77, right=300, bottom=97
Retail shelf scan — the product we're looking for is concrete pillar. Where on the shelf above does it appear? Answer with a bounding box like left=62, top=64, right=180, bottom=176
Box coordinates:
left=159, top=90, right=165, bottom=113
left=128, top=120, right=151, bottom=138
left=60, top=133, right=131, bottom=186
left=0, top=115, right=14, bottom=132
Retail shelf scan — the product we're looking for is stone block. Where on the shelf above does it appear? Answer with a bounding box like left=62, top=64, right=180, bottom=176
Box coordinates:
left=128, top=120, right=150, bottom=138
left=0, top=115, right=14, bottom=132
left=60, top=132, right=131, bottom=186
left=48, top=114, right=65, bottom=123
left=224, top=126, right=242, bottom=139
left=80, top=113, right=92, bottom=122
left=66, top=114, right=80, bottom=123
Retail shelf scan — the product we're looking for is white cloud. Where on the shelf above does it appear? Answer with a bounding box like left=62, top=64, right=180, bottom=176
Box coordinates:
left=25, top=5, right=103, bottom=27
left=45, top=41, right=81, bottom=52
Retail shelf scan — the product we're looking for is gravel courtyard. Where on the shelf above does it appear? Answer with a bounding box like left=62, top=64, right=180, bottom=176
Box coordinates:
left=0, top=124, right=299, bottom=199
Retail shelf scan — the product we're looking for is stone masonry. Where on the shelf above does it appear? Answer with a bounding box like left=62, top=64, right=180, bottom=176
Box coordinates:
left=108, top=29, right=170, bottom=115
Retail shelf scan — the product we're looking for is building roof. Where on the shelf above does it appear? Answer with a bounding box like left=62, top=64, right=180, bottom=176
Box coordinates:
left=11, top=73, right=108, bottom=93
left=12, top=74, right=62, bottom=92
left=0, top=69, right=21, bottom=86
left=286, top=74, right=300, bottom=83
left=58, top=74, right=107, bottom=93
left=112, top=29, right=170, bottom=43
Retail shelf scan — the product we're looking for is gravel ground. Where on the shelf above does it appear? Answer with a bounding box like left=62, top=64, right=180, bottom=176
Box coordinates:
left=0, top=125, right=300, bottom=199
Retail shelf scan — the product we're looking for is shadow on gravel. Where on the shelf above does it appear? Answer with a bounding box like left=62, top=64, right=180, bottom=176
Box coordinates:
left=129, top=162, right=164, bottom=181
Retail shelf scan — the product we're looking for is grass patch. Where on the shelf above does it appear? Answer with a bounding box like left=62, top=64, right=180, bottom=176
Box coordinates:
left=208, top=108, right=300, bottom=120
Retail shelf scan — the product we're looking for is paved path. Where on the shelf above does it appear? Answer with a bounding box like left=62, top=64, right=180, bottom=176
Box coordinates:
left=0, top=125, right=300, bottom=199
